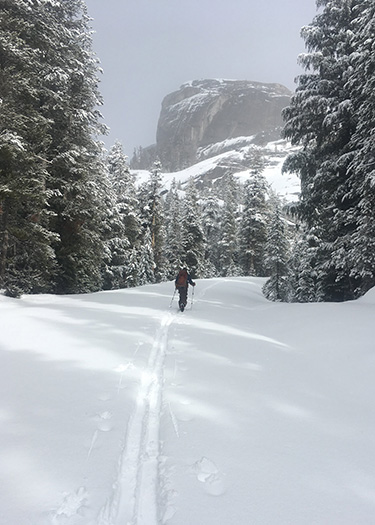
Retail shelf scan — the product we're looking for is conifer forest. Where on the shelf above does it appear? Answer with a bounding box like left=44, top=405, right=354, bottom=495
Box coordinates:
left=1, top=0, right=374, bottom=302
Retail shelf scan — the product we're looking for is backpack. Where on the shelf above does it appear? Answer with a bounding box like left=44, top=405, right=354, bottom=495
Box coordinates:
left=176, top=270, right=188, bottom=287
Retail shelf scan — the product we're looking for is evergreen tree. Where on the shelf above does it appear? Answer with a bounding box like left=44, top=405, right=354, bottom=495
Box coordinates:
left=181, top=179, right=205, bottom=278
left=343, top=0, right=375, bottom=297
left=138, top=161, right=165, bottom=282
left=164, top=179, right=183, bottom=279
left=107, top=141, right=140, bottom=248
left=0, top=0, right=59, bottom=295
left=43, top=0, right=107, bottom=293
left=125, top=247, right=141, bottom=288
left=201, top=189, right=221, bottom=275
left=282, top=0, right=369, bottom=301
left=100, top=177, right=131, bottom=290
left=239, top=164, right=269, bottom=276
left=0, top=0, right=107, bottom=295
left=218, top=174, right=241, bottom=276
left=102, top=142, right=141, bottom=289
left=137, top=228, right=155, bottom=285
left=286, top=227, right=323, bottom=302
left=263, top=193, right=290, bottom=301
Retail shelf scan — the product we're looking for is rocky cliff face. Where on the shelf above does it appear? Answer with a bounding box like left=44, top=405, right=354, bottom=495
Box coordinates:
left=155, top=79, right=292, bottom=172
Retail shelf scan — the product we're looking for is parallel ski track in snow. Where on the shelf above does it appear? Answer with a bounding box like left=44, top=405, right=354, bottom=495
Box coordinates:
left=98, top=311, right=174, bottom=525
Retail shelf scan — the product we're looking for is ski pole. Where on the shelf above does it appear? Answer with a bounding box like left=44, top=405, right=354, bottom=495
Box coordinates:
left=191, top=285, right=195, bottom=310
left=169, top=289, right=176, bottom=308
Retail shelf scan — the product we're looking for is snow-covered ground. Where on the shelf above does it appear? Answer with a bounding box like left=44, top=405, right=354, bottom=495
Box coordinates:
left=2, top=277, right=375, bottom=524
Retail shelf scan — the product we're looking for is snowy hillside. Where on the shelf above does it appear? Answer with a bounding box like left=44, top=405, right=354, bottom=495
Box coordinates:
left=2, top=278, right=375, bottom=524
left=132, top=139, right=300, bottom=202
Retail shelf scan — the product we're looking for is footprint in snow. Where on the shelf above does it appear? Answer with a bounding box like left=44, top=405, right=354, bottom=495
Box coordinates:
left=96, top=411, right=113, bottom=432
left=174, top=401, right=194, bottom=422
left=192, top=457, right=226, bottom=496
left=53, top=486, right=88, bottom=520
left=97, top=392, right=112, bottom=402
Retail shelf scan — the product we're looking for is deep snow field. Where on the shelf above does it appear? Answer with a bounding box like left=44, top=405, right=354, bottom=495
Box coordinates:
left=1, top=277, right=375, bottom=525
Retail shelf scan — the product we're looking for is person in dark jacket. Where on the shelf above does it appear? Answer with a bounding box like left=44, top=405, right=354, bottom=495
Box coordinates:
left=175, top=267, right=195, bottom=311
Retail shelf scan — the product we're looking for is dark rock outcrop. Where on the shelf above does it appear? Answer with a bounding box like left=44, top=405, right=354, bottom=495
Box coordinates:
left=155, top=79, right=292, bottom=171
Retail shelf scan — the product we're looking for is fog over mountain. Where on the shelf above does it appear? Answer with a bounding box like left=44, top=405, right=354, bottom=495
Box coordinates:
left=157, top=79, right=292, bottom=171
left=130, top=79, right=299, bottom=199
left=85, top=0, right=318, bottom=152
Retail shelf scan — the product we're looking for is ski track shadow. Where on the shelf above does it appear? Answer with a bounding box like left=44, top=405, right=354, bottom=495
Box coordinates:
left=28, top=301, right=168, bottom=365
left=0, top=346, right=133, bottom=524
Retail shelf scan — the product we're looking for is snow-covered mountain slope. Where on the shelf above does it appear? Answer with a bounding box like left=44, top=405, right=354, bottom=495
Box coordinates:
left=1, top=278, right=375, bottom=524
left=133, top=138, right=300, bottom=202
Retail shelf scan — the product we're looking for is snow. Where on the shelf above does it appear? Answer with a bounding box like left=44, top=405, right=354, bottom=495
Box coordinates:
left=132, top=139, right=301, bottom=202
left=197, top=135, right=256, bottom=160
left=2, top=277, right=375, bottom=524
left=181, top=79, right=291, bottom=97
left=167, top=93, right=211, bottom=118
left=235, top=150, right=301, bottom=201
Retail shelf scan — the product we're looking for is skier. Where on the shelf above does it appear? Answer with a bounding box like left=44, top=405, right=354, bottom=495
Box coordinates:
left=175, top=268, right=195, bottom=311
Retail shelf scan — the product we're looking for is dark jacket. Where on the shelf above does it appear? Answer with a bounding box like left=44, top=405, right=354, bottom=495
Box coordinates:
left=175, top=269, right=195, bottom=288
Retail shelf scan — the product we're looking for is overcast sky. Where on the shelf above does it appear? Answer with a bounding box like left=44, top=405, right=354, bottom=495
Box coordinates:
left=84, top=0, right=318, bottom=154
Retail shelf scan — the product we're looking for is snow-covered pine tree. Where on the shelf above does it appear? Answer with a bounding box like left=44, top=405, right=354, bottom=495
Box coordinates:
left=200, top=189, right=221, bottom=276
left=102, top=141, right=141, bottom=289
left=263, top=193, right=290, bottom=301
left=137, top=228, right=155, bottom=285
left=282, top=0, right=363, bottom=301
left=107, top=141, right=141, bottom=248
left=180, top=178, right=205, bottom=278
left=99, top=176, right=130, bottom=290
left=218, top=173, right=241, bottom=276
left=342, top=0, right=375, bottom=297
left=238, top=154, right=269, bottom=276
left=125, top=247, right=140, bottom=288
left=286, top=227, right=323, bottom=302
left=163, top=179, right=183, bottom=279
left=41, top=0, right=107, bottom=294
left=0, top=0, right=60, bottom=295
left=138, top=161, right=165, bottom=282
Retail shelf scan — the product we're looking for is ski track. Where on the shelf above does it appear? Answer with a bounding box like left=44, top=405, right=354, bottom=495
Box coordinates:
left=98, top=311, right=174, bottom=525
